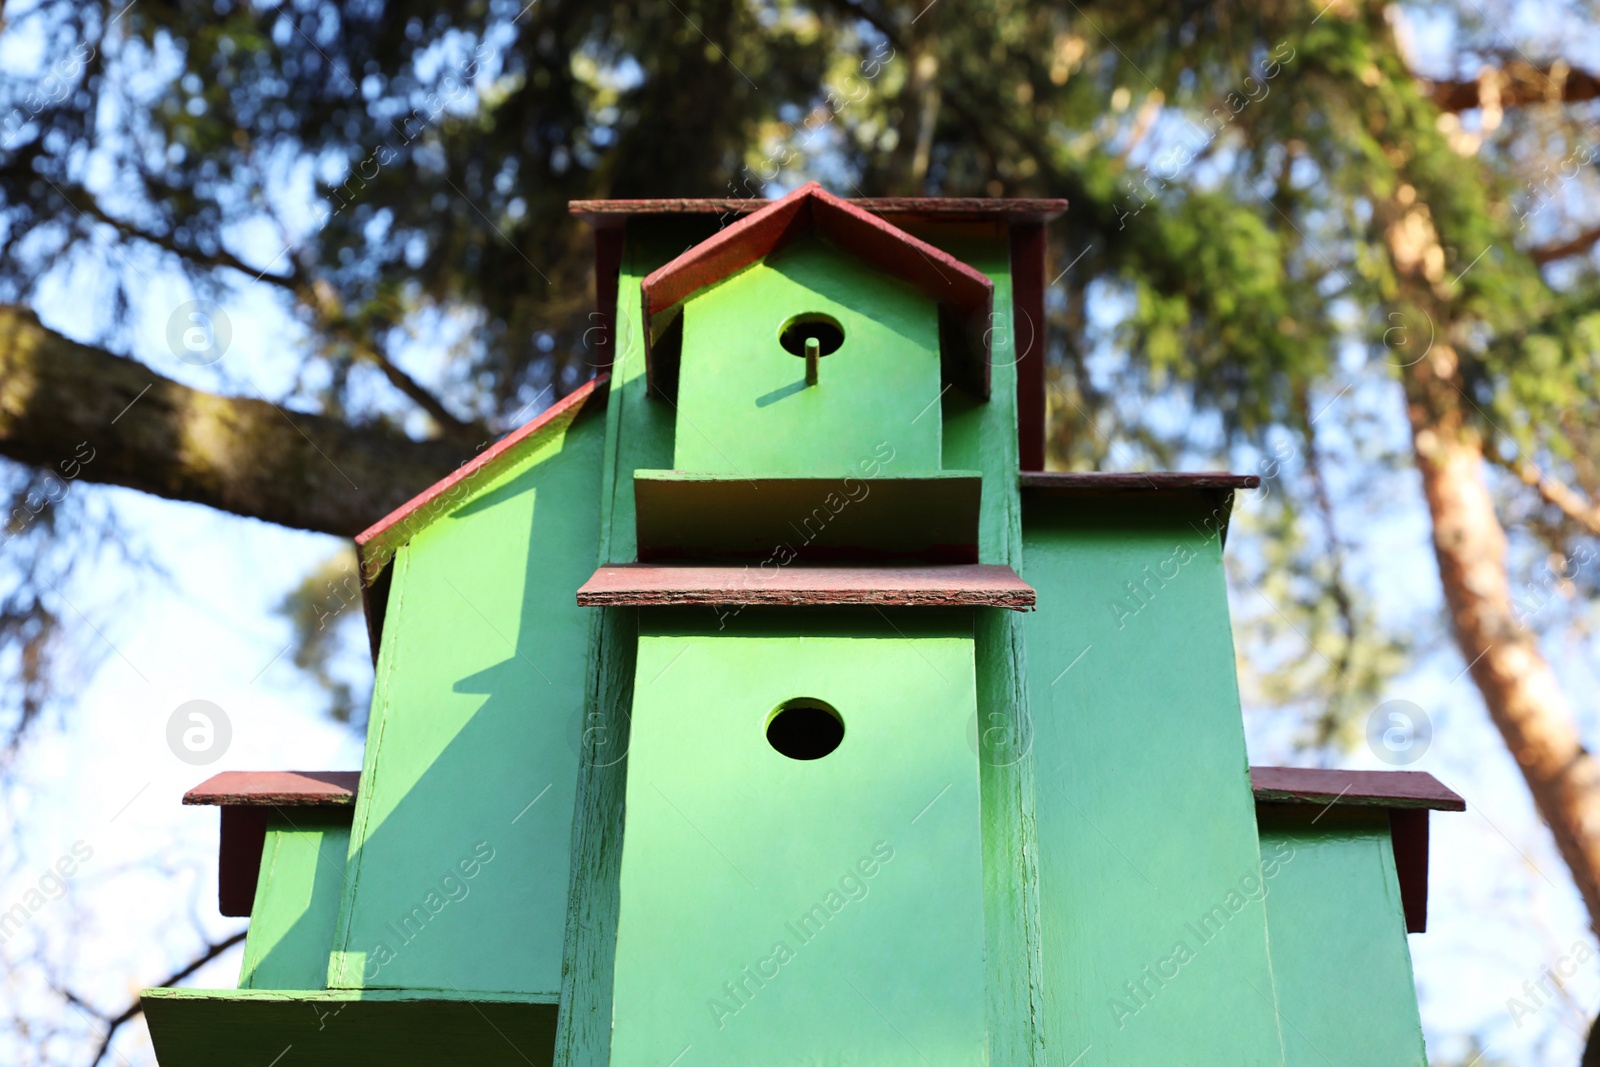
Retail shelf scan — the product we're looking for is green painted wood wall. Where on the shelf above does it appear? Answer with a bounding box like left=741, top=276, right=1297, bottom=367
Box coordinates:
left=556, top=218, right=1046, bottom=1067
left=1021, top=493, right=1287, bottom=1066
left=675, top=237, right=943, bottom=476
left=327, top=399, right=606, bottom=995
left=610, top=609, right=987, bottom=1067
left=238, top=810, right=350, bottom=990
left=1259, top=810, right=1428, bottom=1067
left=938, top=228, right=1044, bottom=1067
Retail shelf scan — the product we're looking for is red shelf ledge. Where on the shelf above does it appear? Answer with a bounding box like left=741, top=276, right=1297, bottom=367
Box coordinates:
left=1248, top=766, right=1464, bottom=811
left=576, top=564, right=1036, bottom=611
left=183, top=769, right=360, bottom=807
left=184, top=770, right=360, bottom=918
left=1250, top=765, right=1463, bottom=934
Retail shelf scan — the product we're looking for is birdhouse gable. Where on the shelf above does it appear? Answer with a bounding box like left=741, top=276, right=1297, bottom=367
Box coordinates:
left=641, top=182, right=994, bottom=404
left=670, top=236, right=946, bottom=476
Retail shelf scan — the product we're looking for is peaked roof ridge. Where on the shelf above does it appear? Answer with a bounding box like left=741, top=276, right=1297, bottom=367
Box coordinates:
left=639, top=182, right=995, bottom=398
left=641, top=181, right=992, bottom=316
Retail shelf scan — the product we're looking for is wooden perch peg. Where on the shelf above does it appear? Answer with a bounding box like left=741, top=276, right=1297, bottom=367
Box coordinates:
left=805, top=336, right=819, bottom=386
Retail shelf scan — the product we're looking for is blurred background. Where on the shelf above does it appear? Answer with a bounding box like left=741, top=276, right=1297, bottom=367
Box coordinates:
left=1, top=0, right=1598, bottom=1063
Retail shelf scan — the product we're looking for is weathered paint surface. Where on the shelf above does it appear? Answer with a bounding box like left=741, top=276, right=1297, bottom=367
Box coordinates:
left=1021, top=494, right=1286, bottom=1066
left=238, top=810, right=350, bottom=990
left=1259, top=811, right=1428, bottom=1067
left=327, top=399, right=605, bottom=994
left=554, top=226, right=686, bottom=1067
left=938, top=230, right=1045, bottom=1067
left=141, top=987, right=558, bottom=1067
left=574, top=562, right=1036, bottom=609
left=610, top=609, right=987, bottom=1067
left=675, top=237, right=944, bottom=475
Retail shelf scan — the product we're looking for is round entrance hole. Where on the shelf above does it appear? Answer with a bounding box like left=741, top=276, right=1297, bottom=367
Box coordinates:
left=766, top=699, right=844, bottom=761
left=779, top=313, right=845, bottom=357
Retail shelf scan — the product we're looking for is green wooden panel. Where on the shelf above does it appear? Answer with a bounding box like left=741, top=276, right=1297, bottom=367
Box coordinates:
left=142, top=988, right=557, bottom=1067
left=555, top=224, right=685, bottom=1067
left=934, top=230, right=1046, bottom=1067
left=1022, top=495, right=1286, bottom=1066
left=327, top=402, right=606, bottom=995
left=239, top=810, right=350, bottom=990
left=610, top=609, right=987, bottom=1067
left=1259, top=812, right=1427, bottom=1067
left=675, top=237, right=944, bottom=476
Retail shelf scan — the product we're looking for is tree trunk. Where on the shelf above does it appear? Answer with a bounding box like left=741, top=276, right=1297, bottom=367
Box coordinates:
left=0, top=305, right=469, bottom=536
left=1402, top=340, right=1600, bottom=933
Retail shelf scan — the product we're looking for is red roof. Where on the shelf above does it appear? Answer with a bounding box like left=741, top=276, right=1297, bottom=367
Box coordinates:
left=1250, top=766, right=1463, bottom=933
left=639, top=182, right=995, bottom=399
left=570, top=196, right=1069, bottom=226
left=351, top=375, right=607, bottom=659
left=1248, top=766, right=1464, bottom=811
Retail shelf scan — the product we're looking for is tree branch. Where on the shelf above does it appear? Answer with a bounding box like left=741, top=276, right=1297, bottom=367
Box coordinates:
left=82, top=929, right=247, bottom=1067
left=54, top=183, right=476, bottom=436
left=1529, top=224, right=1600, bottom=265
left=1426, top=58, right=1600, bottom=113
left=0, top=305, right=474, bottom=536
left=1490, top=451, right=1600, bottom=538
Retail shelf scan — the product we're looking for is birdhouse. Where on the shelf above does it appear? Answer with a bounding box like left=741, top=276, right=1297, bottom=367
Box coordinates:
left=145, top=184, right=1463, bottom=1067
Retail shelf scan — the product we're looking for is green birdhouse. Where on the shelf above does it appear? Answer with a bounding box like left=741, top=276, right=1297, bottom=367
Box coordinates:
left=146, top=184, right=1464, bottom=1067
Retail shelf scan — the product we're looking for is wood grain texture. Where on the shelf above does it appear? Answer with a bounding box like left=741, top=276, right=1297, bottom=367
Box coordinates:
left=184, top=770, right=360, bottom=806
left=1249, top=766, right=1464, bottom=811
left=936, top=233, right=1045, bottom=1067
left=575, top=563, right=1036, bottom=609
left=571, top=196, right=1069, bottom=223
left=554, top=229, right=679, bottom=1067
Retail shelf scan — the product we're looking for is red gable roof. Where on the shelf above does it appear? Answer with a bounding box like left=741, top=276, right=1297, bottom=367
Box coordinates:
left=639, top=182, right=995, bottom=399
left=351, top=374, right=608, bottom=659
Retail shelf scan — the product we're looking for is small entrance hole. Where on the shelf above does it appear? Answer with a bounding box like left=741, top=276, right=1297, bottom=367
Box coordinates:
left=779, top=314, right=844, bottom=357
left=766, top=699, right=844, bottom=760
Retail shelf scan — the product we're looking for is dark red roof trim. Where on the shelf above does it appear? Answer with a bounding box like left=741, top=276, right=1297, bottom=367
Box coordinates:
left=576, top=563, right=1035, bottom=610
left=1249, top=766, right=1464, bottom=811
left=184, top=771, right=360, bottom=917
left=571, top=196, right=1069, bottom=225
left=1250, top=766, right=1463, bottom=934
left=353, top=376, right=607, bottom=663
left=184, top=769, right=359, bottom=806
left=1021, top=471, right=1261, bottom=492
left=640, top=183, right=994, bottom=399
left=354, top=375, right=608, bottom=585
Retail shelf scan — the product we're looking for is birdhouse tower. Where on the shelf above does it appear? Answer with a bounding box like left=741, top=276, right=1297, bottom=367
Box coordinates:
left=146, top=184, right=1464, bottom=1067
